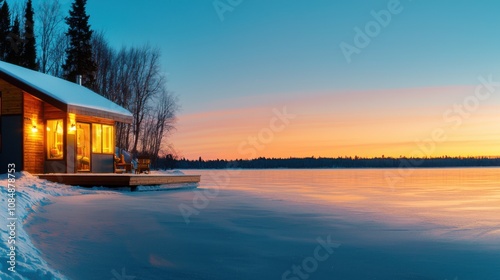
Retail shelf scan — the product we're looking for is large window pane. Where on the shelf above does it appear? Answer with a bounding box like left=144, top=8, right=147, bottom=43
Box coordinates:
left=76, top=123, right=90, bottom=171
left=102, top=125, right=113, bottom=154
left=92, top=124, right=113, bottom=154
left=47, top=119, right=64, bottom=159
left=92, top=124, right=102, bottom=153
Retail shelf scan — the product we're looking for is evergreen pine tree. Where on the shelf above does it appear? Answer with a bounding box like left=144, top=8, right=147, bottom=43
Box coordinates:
left=21, top=0, right=37, bottom=70
left=62, top=0, right=96, bottom=87
left=5, top=16, right=21, bottom=65
left=0, top=1, right=11, bottom=61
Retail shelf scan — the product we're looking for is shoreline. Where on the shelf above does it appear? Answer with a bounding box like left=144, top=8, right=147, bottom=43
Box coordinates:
left=0, top=171, right=194, bottom=279
left=0, top=172, right=132, bottom=279
left=176, top=165, right=500, bottom=170
left=0, top=172, right=81, bottom=280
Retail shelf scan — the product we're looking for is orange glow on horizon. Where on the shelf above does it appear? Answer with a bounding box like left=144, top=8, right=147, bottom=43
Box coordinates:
left=171, top=86, right=500, bottom=160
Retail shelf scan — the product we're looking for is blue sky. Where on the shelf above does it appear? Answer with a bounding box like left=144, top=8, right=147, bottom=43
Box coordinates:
left=41, top=0, right=500, bottom=158
left=78, top=0, right=500, bottom=112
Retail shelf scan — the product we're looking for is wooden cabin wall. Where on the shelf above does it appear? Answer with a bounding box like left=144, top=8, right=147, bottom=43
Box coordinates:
left=0, top=79, right=23, bottom=171
left=0, top=79, right=23, bottom=115
left=23, top=93, right=44, bottom=174
left=76, top=115, right=115, bottom=125
left=44, top=103, right=65, bottom=119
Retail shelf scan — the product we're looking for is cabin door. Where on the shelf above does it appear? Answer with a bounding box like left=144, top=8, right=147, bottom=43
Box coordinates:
left=76, top=123, right=91, bottom=172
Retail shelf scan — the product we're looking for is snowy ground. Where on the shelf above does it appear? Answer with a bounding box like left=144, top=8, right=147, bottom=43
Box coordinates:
left=0, top=172, right=96, bottom=280
left=0, top=170, right=189, bottom=280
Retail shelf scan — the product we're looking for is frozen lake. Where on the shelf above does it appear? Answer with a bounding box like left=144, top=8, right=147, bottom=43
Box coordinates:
left=26, top=168, right=500, bottom=279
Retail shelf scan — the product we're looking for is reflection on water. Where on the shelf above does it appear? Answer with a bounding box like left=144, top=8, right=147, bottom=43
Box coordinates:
left=185, top=168, right=500, bottom=242
left=26, top=168, right=500, bottom=280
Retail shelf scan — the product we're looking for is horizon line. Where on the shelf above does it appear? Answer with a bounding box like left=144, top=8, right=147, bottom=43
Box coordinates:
left=175, top=155, right=500, bottom=161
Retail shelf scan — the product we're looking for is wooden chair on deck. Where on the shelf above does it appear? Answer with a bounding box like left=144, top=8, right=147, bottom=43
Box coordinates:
left=136, top=156, right=151, bottom=174
left=115, top=154, right=132, bottom=173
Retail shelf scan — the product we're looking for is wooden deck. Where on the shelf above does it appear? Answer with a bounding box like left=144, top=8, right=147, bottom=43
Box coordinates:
left=36, top=173, right=201, bottom=190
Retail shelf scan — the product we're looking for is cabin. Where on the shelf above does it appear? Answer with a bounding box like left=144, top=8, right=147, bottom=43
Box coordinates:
left=0, top=61, right=133, bottom=174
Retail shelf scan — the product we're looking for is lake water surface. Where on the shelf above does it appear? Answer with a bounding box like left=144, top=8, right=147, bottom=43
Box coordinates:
left=26, top=168, right=500, bottom=279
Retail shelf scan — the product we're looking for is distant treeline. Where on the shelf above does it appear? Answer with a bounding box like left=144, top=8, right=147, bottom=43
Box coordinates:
left=155, top=156, right=500, bottom=169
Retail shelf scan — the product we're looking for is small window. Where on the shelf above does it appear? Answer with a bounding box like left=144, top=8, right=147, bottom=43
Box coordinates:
left=92, top=124, right=113, bottom=154
left=47, top=119, right=64, bottom=159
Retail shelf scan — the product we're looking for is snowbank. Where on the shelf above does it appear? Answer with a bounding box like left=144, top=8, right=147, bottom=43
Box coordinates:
left=151, top=169, right=185, bottom=175
left=134, top=183, right=197, bottom=192
left=0, top=170, right=195, bottom=279
left=0, top=172, right=98, bottom=280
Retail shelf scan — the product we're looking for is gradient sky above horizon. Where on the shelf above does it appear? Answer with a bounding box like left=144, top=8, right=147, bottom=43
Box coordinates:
left=50, top=0, right=500, bottom=159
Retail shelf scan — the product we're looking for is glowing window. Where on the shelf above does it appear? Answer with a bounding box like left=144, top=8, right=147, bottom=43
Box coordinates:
left=102, top=125, right=113, bottom=154
left=92, top=124, right=113, bottom=154
left=92, top=124, right=101, bottom=153
left=46, top=119, right=64, bottom=159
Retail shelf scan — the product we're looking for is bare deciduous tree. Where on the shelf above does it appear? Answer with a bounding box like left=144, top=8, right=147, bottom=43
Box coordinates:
left=127, top=45, right=165, bottom=154
left=91, top=30, right=114, bottom=97
left=37, top=0, right=65, bottom=75
left=140, top=90, right=179, bottom=163
left=91, top=33, right=178, bottom=160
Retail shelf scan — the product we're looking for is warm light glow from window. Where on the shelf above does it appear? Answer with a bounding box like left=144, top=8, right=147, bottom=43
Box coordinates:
left=92, top=124, right=113, bottom=154
left=47, top=119, right=64, bottom=159
left=102, top=125, right=113, bottom=154
left=68, top=113, right=76, bottom=135
left=92, top=124, right=101, bottom=153
left=77, top=123, right=91, bottom=171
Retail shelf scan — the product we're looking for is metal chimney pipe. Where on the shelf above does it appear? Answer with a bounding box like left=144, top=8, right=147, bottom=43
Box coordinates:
left=76, top=75, right=82, bottom=85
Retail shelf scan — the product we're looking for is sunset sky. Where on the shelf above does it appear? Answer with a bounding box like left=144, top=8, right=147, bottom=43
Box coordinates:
left=62, top=0, right=500, bottom=159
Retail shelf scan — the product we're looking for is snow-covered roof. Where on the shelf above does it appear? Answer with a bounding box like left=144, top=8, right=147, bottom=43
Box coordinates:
left=0, top=61, right=133, bottom=123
